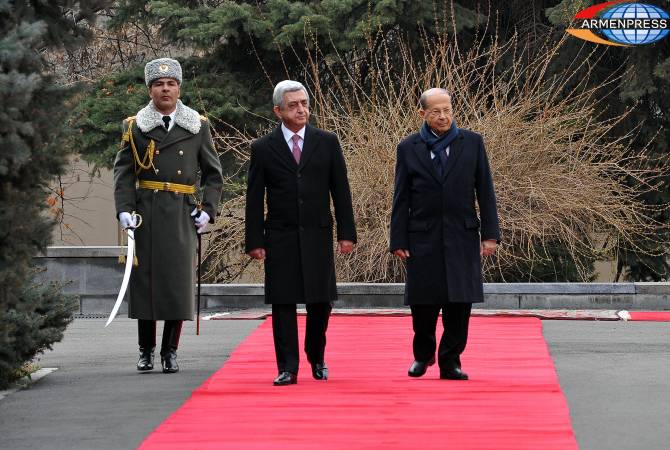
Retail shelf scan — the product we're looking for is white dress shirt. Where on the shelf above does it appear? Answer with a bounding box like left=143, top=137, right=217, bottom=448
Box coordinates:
left=281, top=123, right=306, bottom=152
left=162, top=110, right=177, bottom=131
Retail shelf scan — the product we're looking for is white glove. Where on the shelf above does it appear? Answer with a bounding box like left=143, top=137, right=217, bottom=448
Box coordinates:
left=119, top=212, right=137, bottom=230
left=191, top=208, right=210, bottom=234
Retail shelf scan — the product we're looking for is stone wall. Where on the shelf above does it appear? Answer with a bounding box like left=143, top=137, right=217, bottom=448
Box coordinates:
left=35, top=246, right=670, bottom=315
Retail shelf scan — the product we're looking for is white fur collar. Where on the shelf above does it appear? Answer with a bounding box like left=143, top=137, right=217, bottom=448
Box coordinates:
left=135, top=100, right=201, bottom=134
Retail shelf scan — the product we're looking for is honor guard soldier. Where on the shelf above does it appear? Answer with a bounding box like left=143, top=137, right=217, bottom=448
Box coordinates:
left=113, top=58, right=224, bottom=373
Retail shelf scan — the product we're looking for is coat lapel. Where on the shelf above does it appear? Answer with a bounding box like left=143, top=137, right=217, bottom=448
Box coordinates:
left=412, top=138, right=442, bottom=185
left=298, top=124, right=320, bottom=170
left=158, top=125, right=194, bottom=149
left=268, top=125, right=299, bottom=170
left=442, top=131, right=465, bottom=181
left=145, top=125, right=166, bottom=144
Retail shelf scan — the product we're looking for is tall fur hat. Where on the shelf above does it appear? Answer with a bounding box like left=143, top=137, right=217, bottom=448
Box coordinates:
left=144, top=58, right=182, bottom=87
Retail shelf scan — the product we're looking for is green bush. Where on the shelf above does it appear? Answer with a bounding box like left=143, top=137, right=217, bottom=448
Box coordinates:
left=0, top=1, right=111, bottom=388
left=0, top=281, right=77, bottom=388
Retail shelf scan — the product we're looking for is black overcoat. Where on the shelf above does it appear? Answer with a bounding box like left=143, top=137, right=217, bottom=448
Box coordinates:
left=245, top=124, right=356, bottom=304
left=389, top=129, right=500, bottom=304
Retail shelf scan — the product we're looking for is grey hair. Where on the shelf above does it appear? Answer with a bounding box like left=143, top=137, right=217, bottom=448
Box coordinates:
left=419, top=88, right=451, bottom=109
left=273, top=80, right=309, bottom=108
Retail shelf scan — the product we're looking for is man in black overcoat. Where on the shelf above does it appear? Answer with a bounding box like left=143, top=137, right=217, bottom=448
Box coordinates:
left=245, top=80, right=357, bottom=386
left=390, top=88, right=500, bottom=380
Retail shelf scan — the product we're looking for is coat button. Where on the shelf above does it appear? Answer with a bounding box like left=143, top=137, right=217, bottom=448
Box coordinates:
left=155, top=169, right=160, bottom=174
left=179, top=150, right=184, bottom=156
left=298, top=199, right=304, bottom=205
left=177, top=170, right=182, bottom=175
left=297, top=173, right=302, bottom=178
left=299, top=226, right=304, bottom=231
left=155, top=149, right=160, bottom=155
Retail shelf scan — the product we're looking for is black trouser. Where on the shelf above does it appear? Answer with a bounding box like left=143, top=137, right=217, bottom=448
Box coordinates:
left=137, top=320, right=183, bottom=355
left=272, top=303, right=332, bottom=374
left=410, top=303, right=472, bottom=369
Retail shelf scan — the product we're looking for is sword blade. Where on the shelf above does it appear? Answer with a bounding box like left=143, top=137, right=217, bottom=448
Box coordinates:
left=105, top=229, right=135, bottom=327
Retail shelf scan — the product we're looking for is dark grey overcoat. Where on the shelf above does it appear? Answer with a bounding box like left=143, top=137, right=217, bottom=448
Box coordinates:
left=245, top=124, right=356, bottom=304
left=389, top=128, right=500, bottom=305
left=114, top=100, right=223, bottom=320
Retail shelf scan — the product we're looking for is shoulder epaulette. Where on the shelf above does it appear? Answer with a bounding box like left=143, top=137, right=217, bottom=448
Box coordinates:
left=121, top=117, right=136, bottom=143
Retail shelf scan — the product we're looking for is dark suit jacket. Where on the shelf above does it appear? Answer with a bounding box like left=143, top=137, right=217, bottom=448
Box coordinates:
left=389, top=128, right=500, bottom=304
left=245, top=124, right=356, bottom=304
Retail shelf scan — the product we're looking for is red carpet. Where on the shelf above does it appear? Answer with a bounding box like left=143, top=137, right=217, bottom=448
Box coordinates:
left=139, top=317, right=578, bottom=449
left=628, top=311, right=670, bottom=321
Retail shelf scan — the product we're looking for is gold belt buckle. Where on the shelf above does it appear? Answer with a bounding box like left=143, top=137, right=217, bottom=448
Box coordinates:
left=163, top=182, right=171, bottom=191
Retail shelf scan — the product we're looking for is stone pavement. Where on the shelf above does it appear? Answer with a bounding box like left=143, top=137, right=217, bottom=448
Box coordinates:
left=544, top=320, right=670, bottom=450
left=0, top=318, right=260, bottom=450
left=0, top=314, right=669, bottom=450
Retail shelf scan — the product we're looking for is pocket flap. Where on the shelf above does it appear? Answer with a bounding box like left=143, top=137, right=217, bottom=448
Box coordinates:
left=264, top=219, right=285, bottom=230
left=408, top=221, right=429, bottom=232
left=319, top=214, right=333, bottom=227
left=464, top=217, right=481, bottom=229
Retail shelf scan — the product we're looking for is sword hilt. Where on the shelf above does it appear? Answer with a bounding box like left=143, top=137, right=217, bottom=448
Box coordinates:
left=130, top=211, right=143, bottom=229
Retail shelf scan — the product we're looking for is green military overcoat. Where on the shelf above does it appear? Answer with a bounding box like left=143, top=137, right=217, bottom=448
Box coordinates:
left=113, top=100, right=223, bottom=320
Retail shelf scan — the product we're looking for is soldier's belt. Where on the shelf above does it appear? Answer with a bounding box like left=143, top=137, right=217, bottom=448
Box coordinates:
left=138, top=180, right=196, bottom=194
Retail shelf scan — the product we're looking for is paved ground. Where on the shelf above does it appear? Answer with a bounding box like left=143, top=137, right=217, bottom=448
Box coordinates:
left=544, top=320, right=670, bottom=450
left=0, top=317, right=668, bottom=450
left=0, top=318, right=261, bottom=450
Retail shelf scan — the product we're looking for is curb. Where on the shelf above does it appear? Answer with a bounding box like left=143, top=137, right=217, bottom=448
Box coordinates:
left=203, top=308, right=626, bottom=321
left=0, top=368, right=58, bottom=402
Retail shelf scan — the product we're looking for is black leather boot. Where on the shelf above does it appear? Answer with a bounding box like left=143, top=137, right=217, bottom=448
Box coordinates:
left=137, top=320, right=156, bottom=371
left=137, top=348, right=155, bottom=371
left=161, top=350, right=179, bottom=373
left=160, top=320, right=183, bottom=374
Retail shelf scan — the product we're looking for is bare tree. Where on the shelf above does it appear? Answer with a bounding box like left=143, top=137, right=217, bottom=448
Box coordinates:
left=203, top=26, right=667, bottom=283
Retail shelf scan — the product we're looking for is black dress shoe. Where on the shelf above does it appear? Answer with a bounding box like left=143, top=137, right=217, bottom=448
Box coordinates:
left=137, top=347, right=155, bottom=371
left=273, top=371, right=297, bottom=386
left=311, top=362, right=328, bottom=380
left=440, top=366, right=469, bottom=380
left=408, top=357, right=435, bottom=377
left=161, top=350, right=179, bottom=374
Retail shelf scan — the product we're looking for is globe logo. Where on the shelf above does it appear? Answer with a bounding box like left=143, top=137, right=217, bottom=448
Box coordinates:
left=600, top=3, right=670, bottom=45
left=567, top=1, right=670, bottom=47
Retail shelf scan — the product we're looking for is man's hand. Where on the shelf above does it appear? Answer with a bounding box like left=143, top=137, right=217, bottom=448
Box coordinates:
left=337, top=240, right=355, bottom=254
left=191, top=208, right=210, bottom=234
left=118, top=212, right=137, bottom=230
left=248, top=248, right=266, bottom=260
left=393, top=249, right=411, bottom=260
left=480, top=240, right=497, bottom=257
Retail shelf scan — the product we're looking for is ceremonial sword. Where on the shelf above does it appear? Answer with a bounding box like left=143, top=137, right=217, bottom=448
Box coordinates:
left=197, top=231, right=202, bottom=335
left=106, top=213, right=142, bottom=327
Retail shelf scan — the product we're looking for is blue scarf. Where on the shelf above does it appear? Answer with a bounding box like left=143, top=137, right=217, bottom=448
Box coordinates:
left=419, top=120, right=459, bottom=155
